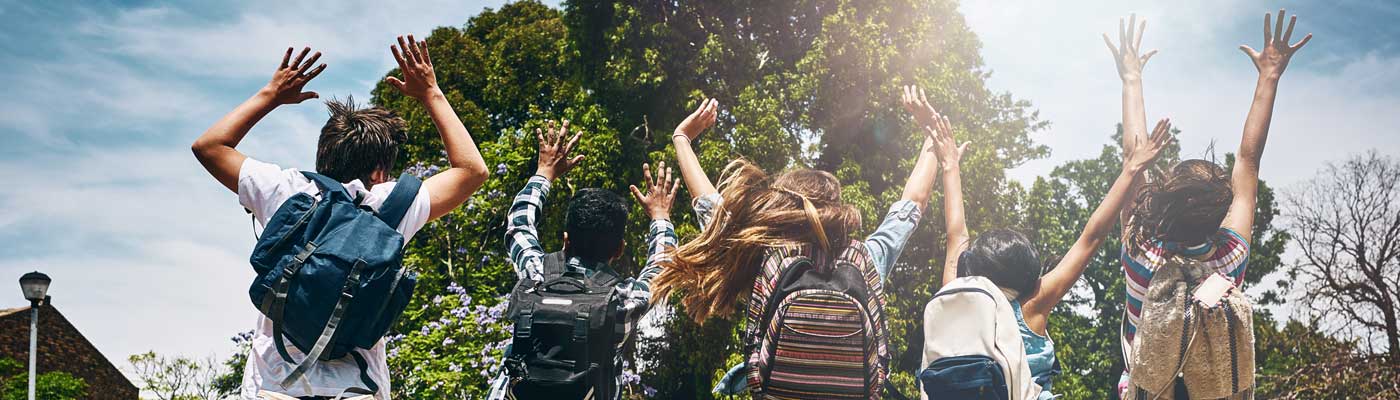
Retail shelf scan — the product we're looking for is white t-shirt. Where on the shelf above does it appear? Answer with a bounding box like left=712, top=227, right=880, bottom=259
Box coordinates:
left=236, top=158, right=431, bottom=400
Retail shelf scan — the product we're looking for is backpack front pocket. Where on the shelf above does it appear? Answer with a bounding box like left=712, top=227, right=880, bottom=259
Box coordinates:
left=918, top=355, right=1008, bottom=400
left=761, top=290, right=872, bottom=399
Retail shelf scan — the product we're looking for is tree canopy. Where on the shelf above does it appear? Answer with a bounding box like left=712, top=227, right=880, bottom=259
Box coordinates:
left=363, top=1, right=1373, bottom=398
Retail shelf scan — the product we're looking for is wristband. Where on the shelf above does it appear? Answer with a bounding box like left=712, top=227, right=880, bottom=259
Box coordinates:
left=672, top=134, right=692, bottom=142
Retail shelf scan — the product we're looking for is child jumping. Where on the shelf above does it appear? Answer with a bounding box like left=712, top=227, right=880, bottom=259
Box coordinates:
left=1109, top=10, right=1312, bottom=399
left=918, top=81, right=1172, bottom=399
left=657, top=93, right=941, bottom=399
left=487, top=121, right=680, bottom=400
left=192, top=35, right=488, bottom=399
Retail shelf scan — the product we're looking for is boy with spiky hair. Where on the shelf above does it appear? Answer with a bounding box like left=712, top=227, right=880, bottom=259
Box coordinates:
left=192, top=35, right=488, bottom=399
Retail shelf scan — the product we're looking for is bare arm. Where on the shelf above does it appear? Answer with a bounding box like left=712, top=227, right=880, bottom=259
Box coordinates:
left=672, top=98, right=720, bottom=200
left=929, top=116, right=970, bottom=287
left=1103, top=14, right=1158, bottom=226
left=1226, top=9, right=1312, bottom=240
left=1024, top=120, right=1174, bottom=320
left=192, top=47, right=326, bottom=192
left=387, top=35, right=490, bottom=222
left=898, top=86, right=942, bottom=211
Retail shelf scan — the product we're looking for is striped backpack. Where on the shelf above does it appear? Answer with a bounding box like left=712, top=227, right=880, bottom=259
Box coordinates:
left=745, top=242, right=892, bottom=399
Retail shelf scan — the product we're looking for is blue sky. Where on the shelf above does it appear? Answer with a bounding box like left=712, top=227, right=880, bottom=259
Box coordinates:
left=1, top=0, right=1398, bottom=375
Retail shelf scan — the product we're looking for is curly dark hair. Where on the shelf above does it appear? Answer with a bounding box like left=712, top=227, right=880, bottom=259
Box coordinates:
left=316, top=96, right=408, bottom=184
left=565, top=188, right=630, bottom=261
left=1127, top=159, right=1234, bottom=249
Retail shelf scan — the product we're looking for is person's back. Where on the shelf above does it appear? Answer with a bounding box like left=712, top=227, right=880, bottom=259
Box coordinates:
left=1112, top=9, right=1313, bottom=398
left=488, top=121, right=680, bottom=400
left=192, top=37, right=488, bottom=399
left=656, top=94, right=941, bottom=398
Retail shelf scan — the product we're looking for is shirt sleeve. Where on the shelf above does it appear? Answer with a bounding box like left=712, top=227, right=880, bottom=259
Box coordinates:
left=1215, top=228, right=1252, bottom=284
left=236, top=158, right=299, bottom=226
left=693, top=193, right=723, bottom=232
left=620, top=219, right=677, bottom=319
left=505, top=176, right=551, bottom=283
left=864, top=200, right=922, bottom=281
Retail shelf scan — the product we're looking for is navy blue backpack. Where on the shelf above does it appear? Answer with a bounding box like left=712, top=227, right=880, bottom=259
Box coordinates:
left=248, top=172, right=420, bottom=393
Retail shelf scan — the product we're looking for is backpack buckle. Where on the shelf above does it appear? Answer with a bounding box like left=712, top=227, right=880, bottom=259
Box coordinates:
left=504, top=355, right=529, bottom=380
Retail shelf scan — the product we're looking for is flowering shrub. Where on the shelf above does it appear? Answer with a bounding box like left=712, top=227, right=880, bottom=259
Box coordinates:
left=387, top=282, right=513, bottom=398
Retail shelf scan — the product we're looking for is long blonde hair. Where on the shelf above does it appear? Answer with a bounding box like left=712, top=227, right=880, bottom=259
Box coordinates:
left=650, top=159, right=862, bottom=322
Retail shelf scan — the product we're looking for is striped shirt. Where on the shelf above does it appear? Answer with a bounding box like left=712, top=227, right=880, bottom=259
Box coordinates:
left=489, top=175, right=676, bottom=400
left=1119, top=228, right=1249, bottom=380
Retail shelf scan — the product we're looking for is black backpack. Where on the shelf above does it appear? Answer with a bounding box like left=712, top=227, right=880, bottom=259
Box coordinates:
left=504, top=251, right=625, bottom=399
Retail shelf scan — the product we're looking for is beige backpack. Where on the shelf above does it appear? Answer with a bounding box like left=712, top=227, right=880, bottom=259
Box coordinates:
left=1125, top=255, right=1255, bottom=400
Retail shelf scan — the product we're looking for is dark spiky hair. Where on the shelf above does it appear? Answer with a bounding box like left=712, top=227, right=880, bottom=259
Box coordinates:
left=316, top=96, right=408, bottom=185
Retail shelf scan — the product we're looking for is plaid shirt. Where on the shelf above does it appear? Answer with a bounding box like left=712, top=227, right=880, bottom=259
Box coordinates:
left=491, top=175, right=676, bottom=400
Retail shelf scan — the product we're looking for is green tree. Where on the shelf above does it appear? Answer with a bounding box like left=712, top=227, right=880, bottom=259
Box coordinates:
left=563, top=0, right=1046, bottom=396
left=375, top=0, right=1045, bottom=397
left=0, top=357, right=87, bottom=400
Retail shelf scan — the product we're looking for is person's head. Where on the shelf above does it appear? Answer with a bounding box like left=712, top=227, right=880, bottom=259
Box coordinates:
left=562, top=188, right=630, bottom=262
left=316, top=97, right=408, bottom=186
left=651, top=159, right=862, bottom=322
left=956, top=229, right=1042, bottom=302
left=1127, top=159, right=1233, bottom=247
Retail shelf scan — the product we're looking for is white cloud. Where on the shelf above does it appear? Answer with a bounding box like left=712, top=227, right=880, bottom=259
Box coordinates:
left=961, top=1, right=1400, bottom=188
left=0, top=0, right=524, bottom=366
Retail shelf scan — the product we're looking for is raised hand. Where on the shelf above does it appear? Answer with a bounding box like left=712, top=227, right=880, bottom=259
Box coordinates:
left=630, top=162, right=681, bottom=220
left=674, top=98, right=718, bottom=141
left=535, top=120, right=584, bottom=181
left=900, top=85, right=940, bottom=128
left=386, top=34, right=440, bottom=101
left=265, top=46, right=326, bottom=105
left=1102, top=14, right=1158, bottom=82
left=1125, top=118, right=1173, bottom=172
left=1240, top=9, right=1312, bottom=79
left=926, top=115, right=967, bottom=170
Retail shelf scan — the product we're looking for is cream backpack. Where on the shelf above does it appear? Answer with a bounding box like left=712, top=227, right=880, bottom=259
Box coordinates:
left=1124, top=254, right=1255, bottom=400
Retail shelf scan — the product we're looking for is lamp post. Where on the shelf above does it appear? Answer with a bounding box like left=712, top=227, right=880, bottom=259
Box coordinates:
left=18, top=271, right=50, bottom=400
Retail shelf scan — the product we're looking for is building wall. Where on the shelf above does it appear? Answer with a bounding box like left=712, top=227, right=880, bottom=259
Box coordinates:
left=0, top=305, right=139, bottom=400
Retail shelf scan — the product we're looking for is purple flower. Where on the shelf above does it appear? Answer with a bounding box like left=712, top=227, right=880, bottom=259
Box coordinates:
left=496, top=163, right=508, bottom=175
left=447, top=282, right=466, bottom=295
left=644, top=386, right=657, bottom=397
left=455, top=247, right=468, bottom=254
left=487, top=189, right=504, bottom=199
left=442, top=337, right=455, bottom=346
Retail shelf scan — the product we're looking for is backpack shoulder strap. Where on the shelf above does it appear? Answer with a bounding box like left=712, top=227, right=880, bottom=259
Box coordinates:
left=301, top=172, right=350, bottom=200
left=377, top=173, right=422, bottom=229
left=541, top=251, right=569, bottom=280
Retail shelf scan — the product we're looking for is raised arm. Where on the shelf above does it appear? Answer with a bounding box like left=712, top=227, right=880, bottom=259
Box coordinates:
left=671, top=98, right=720, bottom=200
left=1103, top=14, right=1158, bottom=226
left=504, top=120, right=583, bottom=282
left=898, top=86, right=942, bottom=211
left=929, top=115, right=969, bottom=287
left=1225, top=9, right=1312, bottom=240
left=628, top=162, right=681, bottom=291
left=387, top=35, right=490, bottom=222
left=1025, top=120, right=1174, bottom=319
left=192, top=47, right=326, bottom=192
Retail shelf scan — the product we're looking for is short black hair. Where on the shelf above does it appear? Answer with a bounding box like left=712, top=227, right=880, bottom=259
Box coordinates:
left=316, top=97, right=408, bottom=184
left=565, top=188, right=630, bottom=261
left=957, top=229, right=1041, bottom=301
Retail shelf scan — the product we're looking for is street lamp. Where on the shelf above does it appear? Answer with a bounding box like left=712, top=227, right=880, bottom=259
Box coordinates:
left=18, top=271, right=50, bottom=400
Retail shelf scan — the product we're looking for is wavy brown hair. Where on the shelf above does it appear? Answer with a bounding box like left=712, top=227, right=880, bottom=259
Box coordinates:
left=650, top=159, right=863, bottom=322
left=1127, top=159, right=1234, bottom=249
